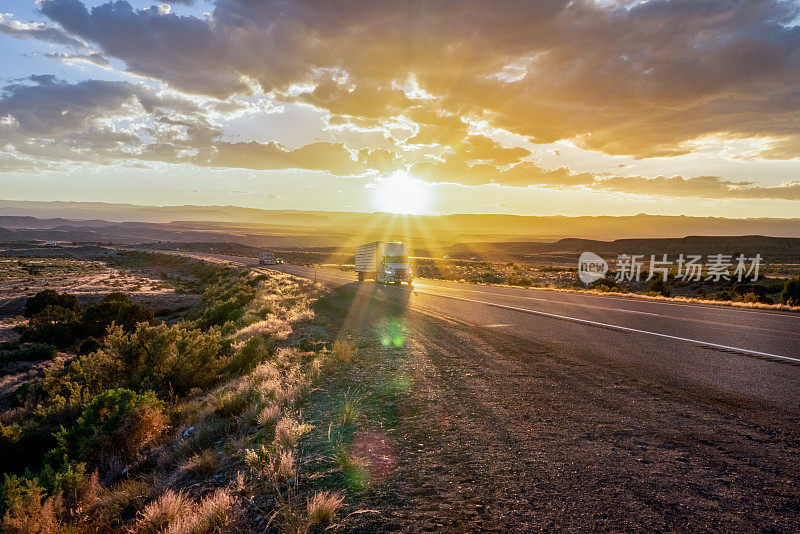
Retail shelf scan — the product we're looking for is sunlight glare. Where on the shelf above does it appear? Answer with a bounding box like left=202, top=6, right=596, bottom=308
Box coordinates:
left=371, top=173, right=433, bottom=214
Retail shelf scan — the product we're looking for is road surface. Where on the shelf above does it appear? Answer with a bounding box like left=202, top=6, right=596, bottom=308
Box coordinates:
left=177, top=252, right=800, bottom=415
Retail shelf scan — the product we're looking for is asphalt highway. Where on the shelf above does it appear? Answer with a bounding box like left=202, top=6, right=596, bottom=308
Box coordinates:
left=177, top=252, right=800, bottom=416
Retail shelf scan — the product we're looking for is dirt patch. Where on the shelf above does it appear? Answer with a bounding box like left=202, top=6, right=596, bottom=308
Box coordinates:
left=0, top=256, right=200, bottom=319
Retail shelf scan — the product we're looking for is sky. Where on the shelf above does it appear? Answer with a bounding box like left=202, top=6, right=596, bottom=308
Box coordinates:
left=1, top=0, right=799, bottom=217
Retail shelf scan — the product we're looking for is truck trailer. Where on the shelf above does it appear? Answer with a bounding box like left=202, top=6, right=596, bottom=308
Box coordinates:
left=355, top=241, right=413, bottom=284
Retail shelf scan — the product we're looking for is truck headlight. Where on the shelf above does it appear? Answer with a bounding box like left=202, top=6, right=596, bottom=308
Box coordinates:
left=383, top=266, right=393, bottom=274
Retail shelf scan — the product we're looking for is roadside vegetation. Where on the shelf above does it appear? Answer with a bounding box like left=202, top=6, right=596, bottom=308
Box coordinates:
left=0, top=252, right=359, bottom=532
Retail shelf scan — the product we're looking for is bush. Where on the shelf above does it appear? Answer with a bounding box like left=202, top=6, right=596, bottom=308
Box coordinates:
left=647, top=277, right=672, bottom=297
left=19, top=306, right=83, bottom=349
left=507, top=275, right=533, bottom=287
left=226, top=335, right=275, bottom=374
left=731, top=283, right=771, bottom=303
left=53, top=388, right=166, bottom=463
left=76, top=337, right=101, bottom=356
left=73, top=323, right=227, bottom=396
left=82, top=293, right=154, bottom=338
left=781, top=278, right=800, bottom=306
left=24, top=290, right=80, bottom=318
left=0, top=343, right=56, bottom=363
left=0, top=475, right=62, bottom=532
left=193, top=281, right=256, bottom=330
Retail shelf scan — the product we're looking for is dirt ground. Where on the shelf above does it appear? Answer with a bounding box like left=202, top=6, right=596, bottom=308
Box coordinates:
left=300, top=285, right=800, bottom=532
left=0, top=256, right=200, bottom=318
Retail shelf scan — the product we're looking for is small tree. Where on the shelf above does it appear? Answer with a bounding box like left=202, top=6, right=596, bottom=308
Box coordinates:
left=24, top=290, right=80, bottom=318
left=781, top=278, right=800, bottom=306
left=647, top=277, right=672, bottom=297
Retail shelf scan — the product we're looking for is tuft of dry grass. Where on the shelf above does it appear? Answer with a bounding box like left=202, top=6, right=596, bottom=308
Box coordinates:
left=331, top=340, right=356, bottom=363
left=134, top=489, right=239, bottom=534
left=274, top=416, right=312, bottom=450
left=257, top=402, right=282, bottom=427
left=306, top=491, right=344, bottom=526
left=244, top=445, right=297, bottom=485
left=135, top=490, right=191, bottom=533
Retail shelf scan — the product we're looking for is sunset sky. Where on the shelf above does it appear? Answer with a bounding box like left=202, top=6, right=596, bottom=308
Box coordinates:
left=1, top=0, right=799, bottom=217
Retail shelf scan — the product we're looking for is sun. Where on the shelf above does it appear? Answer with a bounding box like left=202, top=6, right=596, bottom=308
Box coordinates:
left=371, top=173, right=434, bottom=214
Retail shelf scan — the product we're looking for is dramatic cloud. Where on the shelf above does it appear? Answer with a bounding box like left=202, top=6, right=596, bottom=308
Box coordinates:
left=35, top=0, right=800, bottom=159
left=595, top=175, right=800, bottom=201
left=44, top=51, right=110, bottom=68
left=208, top=141, right=364, bottom=175
left=0, top=12, right=86, bottom=48
left=0, top=76, right=374, bottom=175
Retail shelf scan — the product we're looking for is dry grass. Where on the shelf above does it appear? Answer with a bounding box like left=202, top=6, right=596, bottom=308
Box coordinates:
left=273, top=489, right=345, bottom=534
left=178, top=450, right=221, bottom=481
left=134, top=489, right=239, bottom=534
left=306, top=491, right=344, bottom=526
left=274, top=416, right=312, bottom=450
left=171, top=414, right=228, bottom=462
left=245, top=445, right=297, bottom=485
left=331, top=340, right=356, bottom=363
left=257, top=402, right=282, bottom=427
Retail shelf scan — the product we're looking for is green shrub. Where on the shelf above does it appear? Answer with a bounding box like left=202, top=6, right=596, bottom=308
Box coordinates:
left=19, top=305, right=84, bottom=349
left=77, top=323, right=227, bottom=396
left=82, top=293, right=154, bottom=338
left=24, top=290, right=80, bottom=318
left=0, top=474, right=62, bottom=530
left=731, top=283, right=771, bottom=303
left=507, top=275, right=533, bottom=287
left=0, top=343, right=56, bottom=363
left=193, top=281, right=256, bottom=330
left=226, top=335, right=275, bottom=374
left=76, top=337, right=101, bottom=356
left=647, top=277, right=672, bottom=297
left=781, top=278, right=800, bottom=306
left=53, top=388, right=166, bottom=463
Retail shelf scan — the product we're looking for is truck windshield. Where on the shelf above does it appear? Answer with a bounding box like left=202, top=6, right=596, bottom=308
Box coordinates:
left=385, top=255, right=408, bottom=263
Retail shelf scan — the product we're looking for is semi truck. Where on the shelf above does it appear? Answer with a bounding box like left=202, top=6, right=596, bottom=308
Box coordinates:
left=355, top=241, right=413, bottom=284
left=259, top=252, right=277, bottom=265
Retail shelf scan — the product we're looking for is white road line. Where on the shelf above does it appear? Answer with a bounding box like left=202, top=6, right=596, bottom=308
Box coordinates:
left=412, top=289, right=800, bottom=364
left=615, top=309, right=660, bottom=316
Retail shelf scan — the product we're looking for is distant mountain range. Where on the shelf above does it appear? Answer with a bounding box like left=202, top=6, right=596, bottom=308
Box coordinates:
left=447, top=236, right=800, bottom=263
left=2, top=199, right=799, bottom=242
